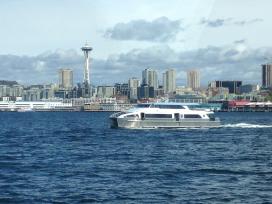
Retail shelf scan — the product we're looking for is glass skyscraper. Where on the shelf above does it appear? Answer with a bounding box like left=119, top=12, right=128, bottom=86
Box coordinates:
left=262, top=64, right=272, bottom=88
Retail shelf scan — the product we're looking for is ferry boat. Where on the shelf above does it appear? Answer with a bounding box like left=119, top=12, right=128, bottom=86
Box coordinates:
left=110, top=103, right=220, bottom=128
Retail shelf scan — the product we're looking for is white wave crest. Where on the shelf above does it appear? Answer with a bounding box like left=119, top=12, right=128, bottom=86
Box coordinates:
left=223, top=123, right=272, bottom=128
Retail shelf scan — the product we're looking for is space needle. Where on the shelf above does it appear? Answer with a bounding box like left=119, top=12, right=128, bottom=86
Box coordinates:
left=81, top=42, right=93, bottom=86
left=81, top=42, right=93, bottom=97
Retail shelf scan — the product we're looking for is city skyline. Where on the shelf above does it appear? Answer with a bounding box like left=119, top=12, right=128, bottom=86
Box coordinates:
left=0, top=0, right=272, bottom=85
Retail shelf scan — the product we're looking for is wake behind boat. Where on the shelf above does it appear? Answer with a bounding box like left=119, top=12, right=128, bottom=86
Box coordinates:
left=110, top=103, right=220, bottom=129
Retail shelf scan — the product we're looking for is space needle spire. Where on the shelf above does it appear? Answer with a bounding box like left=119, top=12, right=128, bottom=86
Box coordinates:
left=81, top=42, right=93, bottom=85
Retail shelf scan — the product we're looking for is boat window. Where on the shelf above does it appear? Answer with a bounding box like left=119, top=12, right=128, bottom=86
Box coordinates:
left=136, top=104, right=150, bottom=108
left=184, top=114, right=202, bottom=118
left=145, top=114, right=172, bottom=119
left=115, top=112, right=126, bottom=117
left=153, top=104, right=185, bottom=109
left=125, top=114, right=139, bottom=118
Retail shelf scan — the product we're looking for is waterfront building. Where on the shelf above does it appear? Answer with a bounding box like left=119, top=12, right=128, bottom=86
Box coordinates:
left=12, top=85, right=24, bottom=97
left=208, top=81, right=216, bottom=88
left=128, top=78, right=140, bottom=100
left=207, top=87, right=229, bottom=101
left=84, top=102, right=133, bottom=112
left=97, top=86, right=115, bottom=98
left=54, top=89, right=77, bottom=99
left=22, top=84, right=57, bottom=101
left=212, top=80, right=242, bottom=94
left=0, top=101, right=73, bottom=111
left=114, top=83, right=129, bottom=96
left=23, top=88, right=42, bottom=101
left=163, top=69, right=176, bottom=94
left=239, top=84, right=259, bottom=94
left=175, top=86, right=194, bottom=95
left=187, top=70, right=200, bottom=90
left=42, top=84, right=55, bottom=99
left=262, top=64, right=272, bottom=88
left=169, top=93, right=206, bottom=103
left=59, top=69, right=73, bottom=90
left=155, top=86, right=165, bottom=98
left=142, top=68, right=158, bottom=88
left=137, top=84, right=155, bottom=99
left=0, top=85, right=10, bottom=98
left=0, top=84, right=24, bottom=101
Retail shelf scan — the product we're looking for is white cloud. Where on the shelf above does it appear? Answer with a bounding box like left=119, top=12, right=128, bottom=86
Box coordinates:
left=104, top=17, right=183, bottom=42
left=200, top=18, right=263, bottom=28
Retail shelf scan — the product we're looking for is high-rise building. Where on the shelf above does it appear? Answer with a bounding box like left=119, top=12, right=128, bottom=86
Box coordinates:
left=114, top=83, right=129, bottom=96
left=97, top=86, right=115, bottom=98
left=163, top=69, right=176, bottom=94
left=187, top=70, right=200, bottom=90
left=262, top=64, right=272, bottom=88
left=142, top=68, right=158, bottom=88
left=137, top=85, right=155, bottom=99
left=128, top=78, right=140, bottom=100
left=213, top=80, right=242, bottom=94
left=59, top=69, right=73, bottom=90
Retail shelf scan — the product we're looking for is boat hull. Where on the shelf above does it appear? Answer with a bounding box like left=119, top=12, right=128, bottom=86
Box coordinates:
left=110, top=118, right=221, bottom=129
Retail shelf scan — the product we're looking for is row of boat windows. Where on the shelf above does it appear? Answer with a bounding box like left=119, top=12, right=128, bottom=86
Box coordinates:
left=136, top=104, right=185, bottom=109
left=125, top=114, right=203, bottom=119
left=145, top=114, right=172, bottom=119
left=151, top=104, right=185, bottom=109
left=184, top=114, right=202, bottom=118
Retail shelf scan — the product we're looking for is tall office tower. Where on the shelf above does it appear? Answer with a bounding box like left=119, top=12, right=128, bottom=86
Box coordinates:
left=59, top=69, right=73, bottom=89
left=187, top=70, right=200, bottom=90
left=97, top=86, right=115, bottom=98
left=262, top=64, right=272, bottom=87
left=142, top=68, right=158, bottom=88
left=81, top=42, right=93, bottom=85
left=114, top=83, right=129, bottom=96
left=214, top=80, right=242, bottom=94
left=163, top=69, right=176, bottom=94
left=128, top=77, right=140, bottom=100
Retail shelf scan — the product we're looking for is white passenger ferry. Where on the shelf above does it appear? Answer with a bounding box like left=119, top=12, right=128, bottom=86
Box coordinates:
left=110, top=103, right=220, bottom=128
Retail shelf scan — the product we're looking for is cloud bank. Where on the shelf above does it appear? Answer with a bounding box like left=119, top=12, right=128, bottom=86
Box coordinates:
left=0, top=42, right=270, bottom=86
left=104, top=17, right=182, bottom=42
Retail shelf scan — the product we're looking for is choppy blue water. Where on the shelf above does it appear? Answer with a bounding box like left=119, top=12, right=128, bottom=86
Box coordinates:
left=0, top=112, right=272, bottom=203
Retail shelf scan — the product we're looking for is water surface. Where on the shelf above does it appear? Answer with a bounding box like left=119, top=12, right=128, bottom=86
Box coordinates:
left=0, top=112, right=271, bottom=203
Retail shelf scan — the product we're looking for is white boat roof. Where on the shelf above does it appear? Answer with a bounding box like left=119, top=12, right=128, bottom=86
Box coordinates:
left=137, top=102, right=200, bottom=106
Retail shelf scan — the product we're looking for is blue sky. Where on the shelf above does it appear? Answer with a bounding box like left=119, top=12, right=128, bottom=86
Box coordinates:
left=0, top=0, right=272, bottom=86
